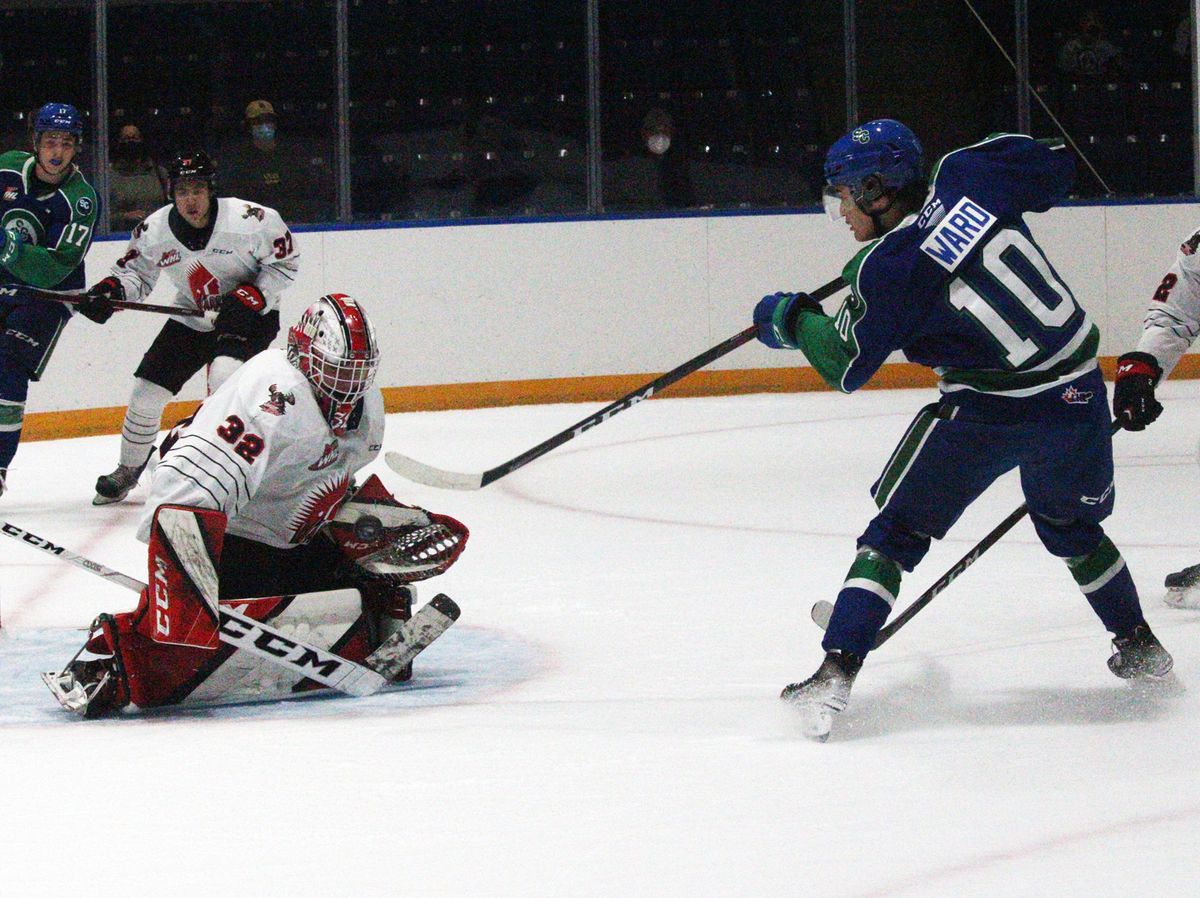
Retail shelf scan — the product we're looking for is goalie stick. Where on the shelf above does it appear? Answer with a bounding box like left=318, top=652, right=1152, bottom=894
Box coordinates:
left=809, top=420, right=1123, bottom=648
left=386, top=274, right=848, bottom=490
left=0, top=519, right=459, bottom=697
left=4, top=284, right=203, bottom=317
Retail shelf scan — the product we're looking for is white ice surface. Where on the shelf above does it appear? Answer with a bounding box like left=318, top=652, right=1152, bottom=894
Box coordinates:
left=2, top=383, right=1200, bottom=897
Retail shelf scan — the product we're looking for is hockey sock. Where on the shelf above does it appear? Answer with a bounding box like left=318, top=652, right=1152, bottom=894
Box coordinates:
left=0, top=362, right=29, bottom=469
left=823, top=547, right=900, bottom=656
left=1066, top=536, right=1144, bottom=636
left=119, top=378, right=173, bottom=468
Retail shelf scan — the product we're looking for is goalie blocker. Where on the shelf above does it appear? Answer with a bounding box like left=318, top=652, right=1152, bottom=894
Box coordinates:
left=44, top=477, right=469, bottom=717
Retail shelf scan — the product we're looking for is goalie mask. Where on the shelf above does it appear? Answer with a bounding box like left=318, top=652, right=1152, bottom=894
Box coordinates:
left=287, top=293, right=380, bottom=435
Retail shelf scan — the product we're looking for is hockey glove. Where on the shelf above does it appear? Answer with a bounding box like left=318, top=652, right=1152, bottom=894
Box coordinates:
left=214, top=284, right=266, bottom=339
left=78, top=277, right=124, bottom=324
left=754, top=291, right=824, bottom=349
left=0, top=228, right=24, bottom=269
left=1113, top=351, right=1164, bottom=431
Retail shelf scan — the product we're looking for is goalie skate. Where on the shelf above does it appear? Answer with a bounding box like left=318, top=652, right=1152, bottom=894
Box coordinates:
left=780, top=651, right=862, bottom=742
left=42, top=614, right=130, bottom=718
left=1164, top=562, right=1200, bottom=608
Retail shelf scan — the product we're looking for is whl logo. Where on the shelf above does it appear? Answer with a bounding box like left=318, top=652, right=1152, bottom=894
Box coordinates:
left=1061, top=386, right=1093, bottom=405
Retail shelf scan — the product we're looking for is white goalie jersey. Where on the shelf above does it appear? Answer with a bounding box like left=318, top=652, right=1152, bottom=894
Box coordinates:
left=109, top=197, right=299, bottom=330
left=137, top=348, right=385, bottom=548
left=1136, top=227, right=1200, bottom=379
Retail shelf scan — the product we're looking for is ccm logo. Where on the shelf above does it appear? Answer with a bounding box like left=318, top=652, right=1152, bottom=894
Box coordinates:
left=152, top=555, right=171, bottom=636
left=218, top=613, right=346, bottom=678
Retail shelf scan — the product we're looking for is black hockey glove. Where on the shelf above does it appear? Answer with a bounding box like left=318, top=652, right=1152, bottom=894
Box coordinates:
left=214, top=284, right=266, bottom=339
left=1113, top=351, right=1164, bottom=431
left=78, top=276, right=124, bottom=324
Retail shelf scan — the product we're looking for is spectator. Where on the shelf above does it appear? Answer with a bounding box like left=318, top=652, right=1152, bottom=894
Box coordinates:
left=640, top=107, right=696, bottom=208
left=108, top=123, right=166, bottom=231
left=219, top=99, right=333, bottom=223
left=1056, top=8, right=1123, bottom=81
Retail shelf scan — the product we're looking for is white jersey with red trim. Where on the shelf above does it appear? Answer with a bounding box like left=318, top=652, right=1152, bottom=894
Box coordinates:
left=136, top=348, right=385, bottom=548
left=109, top=196, right=299, bottom=331
left=1136, top=227, right=1200, bottom=379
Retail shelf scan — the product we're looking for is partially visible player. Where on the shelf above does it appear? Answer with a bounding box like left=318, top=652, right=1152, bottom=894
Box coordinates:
left=82, top=149, right=299, bottom=505
left=0, top=102, right=100, bottom=497
left=754, top=119, right=1171, bottom=740
left=1113, top=226, right=1200, bottom=606
left=43, top=294, right=470, bottom=716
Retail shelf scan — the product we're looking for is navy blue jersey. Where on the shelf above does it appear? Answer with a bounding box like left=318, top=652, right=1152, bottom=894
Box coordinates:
left=797, top=134, right=1096, bottom=398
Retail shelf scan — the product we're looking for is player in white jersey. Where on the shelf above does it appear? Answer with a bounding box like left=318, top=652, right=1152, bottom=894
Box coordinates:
left=1114, top=226, right=1200, bottom=606
left=140, top=292, right=386, bottom=592
left=42, top=294, right=470, bottom=716
left=81, top=149, right=299, bottom=506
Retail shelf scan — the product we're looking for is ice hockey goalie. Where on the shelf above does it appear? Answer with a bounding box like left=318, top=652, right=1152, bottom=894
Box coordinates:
left=43, top=477, right=469, bottom=717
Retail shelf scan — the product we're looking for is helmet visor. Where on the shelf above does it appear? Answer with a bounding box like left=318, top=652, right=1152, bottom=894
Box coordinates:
left=822, top=186, right=844, bottom=222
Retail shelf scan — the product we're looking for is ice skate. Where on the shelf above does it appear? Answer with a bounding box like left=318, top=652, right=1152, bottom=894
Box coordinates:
left=42, top=615, right=130, bottom=717
left=1107, top=622, right=1173, bottom=679
left=1164, top=562, right=1200, bottom=609
left=93, top=459, right=147, bottom=506
left=780, top=651, right=862, bottom=742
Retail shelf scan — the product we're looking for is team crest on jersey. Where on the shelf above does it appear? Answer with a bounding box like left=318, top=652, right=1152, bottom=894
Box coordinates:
left=75, top=196, right=93, bottom=216
left=290, top=473, right=351, bottom=544
left=309, top=440, right=341, bottom=471
left=1182, top=231, right=1200, bottom=256
left=1061, top=385, right=1093, bottom=405
left=241, top=204, right=265, bottom=221
left=919, top=196, right=996, bottom=272
left=260, top=384, right=296, bottom=416
left=158, top=249, right=181, bottom=267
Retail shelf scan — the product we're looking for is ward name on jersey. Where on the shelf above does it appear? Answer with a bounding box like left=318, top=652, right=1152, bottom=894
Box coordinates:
left=110, top=196, right=298, bottom=329
left=138, top=348, right=384, bottom=548
left=0, top=149, right=97, bottom=290
left=804, top=134, right=1096, bottom=400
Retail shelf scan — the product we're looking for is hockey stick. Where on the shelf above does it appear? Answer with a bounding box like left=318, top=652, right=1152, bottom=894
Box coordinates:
left=386, top=275, right=849, bottom=490
left=2, top=284, right=204, bottom=317
left=0, top=519, right=458, bottom=697
left=810, top=419, right=1124, bottom=648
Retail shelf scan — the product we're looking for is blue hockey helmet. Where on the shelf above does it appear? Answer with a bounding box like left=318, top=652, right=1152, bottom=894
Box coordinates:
left=823, top=119, right=923, bottom=214
left=33, top=102, right=84, bottom=139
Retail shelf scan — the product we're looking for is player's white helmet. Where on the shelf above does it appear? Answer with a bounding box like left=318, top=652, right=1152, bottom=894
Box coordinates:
left=287, top=293, right=380, bottom=435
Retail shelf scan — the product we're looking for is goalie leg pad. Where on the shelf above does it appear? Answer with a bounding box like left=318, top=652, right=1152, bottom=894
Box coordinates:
left=146, top=504, right=228, bottom=648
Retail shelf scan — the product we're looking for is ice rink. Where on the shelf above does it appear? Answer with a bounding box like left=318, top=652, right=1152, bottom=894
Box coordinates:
left=2, top=381, right=1199, bottom=896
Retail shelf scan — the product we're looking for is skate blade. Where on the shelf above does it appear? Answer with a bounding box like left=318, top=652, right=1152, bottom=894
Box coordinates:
left=1164, top=587, right=1200, bottom=609
left=92, top=492, right=126, bottom=507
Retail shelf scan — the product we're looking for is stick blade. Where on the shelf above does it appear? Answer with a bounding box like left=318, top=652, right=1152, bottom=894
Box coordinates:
left=384, top=451, right=485, bottom=491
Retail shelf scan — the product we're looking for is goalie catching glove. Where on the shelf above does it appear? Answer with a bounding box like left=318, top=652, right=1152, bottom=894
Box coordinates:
left=323, top=474, right=469, bottom=582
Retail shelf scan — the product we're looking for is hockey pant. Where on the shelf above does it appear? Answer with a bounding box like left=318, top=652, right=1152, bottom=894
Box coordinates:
left=0, top=295, right=70, bottom=468
left=824, top=386, right=1143, bottom=656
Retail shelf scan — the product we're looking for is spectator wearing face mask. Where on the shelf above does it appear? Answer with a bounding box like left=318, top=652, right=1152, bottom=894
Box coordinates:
left=640, top=107, right=695, bottom=209
left=108, top=123, right=167, bottom=232
left=218, top=100, right=333, bottom=224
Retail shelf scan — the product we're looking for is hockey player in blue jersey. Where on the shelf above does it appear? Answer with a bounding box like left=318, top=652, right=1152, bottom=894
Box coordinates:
left=754, top=119, right=1172, bottom=740
left=0, top=102, right=102, bottom=497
